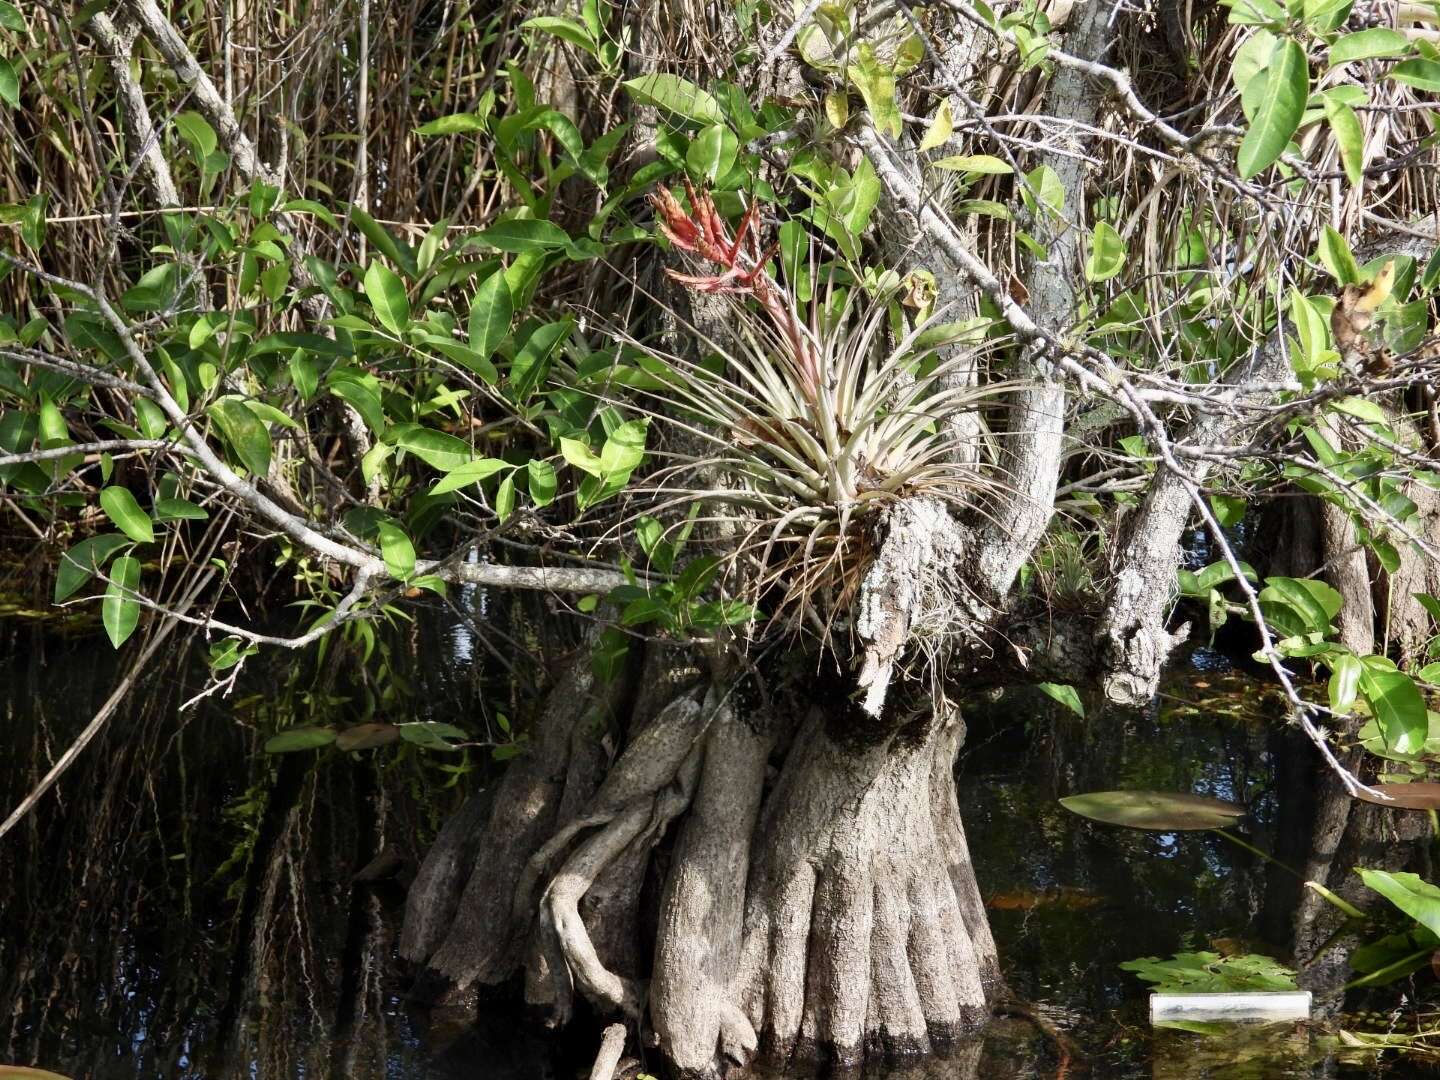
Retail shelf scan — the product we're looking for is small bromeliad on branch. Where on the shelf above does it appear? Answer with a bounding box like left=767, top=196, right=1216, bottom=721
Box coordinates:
left=643, top=180, right=1012, bottom=625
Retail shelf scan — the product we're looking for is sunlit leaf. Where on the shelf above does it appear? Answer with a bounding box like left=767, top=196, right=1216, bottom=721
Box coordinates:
left=364, top=262, right=410, bottom=335
left=622, top=73, right=724, bottom=125
left=99, top=487, right=155, bottom=544
left=1237, top=39, right=1307, bottom=178
left=102, top=555, right=141, bottom=648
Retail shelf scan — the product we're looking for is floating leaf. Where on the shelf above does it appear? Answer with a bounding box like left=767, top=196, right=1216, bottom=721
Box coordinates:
left=335, top=723, right=401, bottom=751
left=264, top=726, right=338, bottom=753
left=1352, top=783, right=1440, bottom=810
left=1060, top=790, right=1245, bottom=831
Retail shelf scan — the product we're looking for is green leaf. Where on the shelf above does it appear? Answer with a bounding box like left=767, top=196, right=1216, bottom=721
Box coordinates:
left=336, top=723, right=402, bottom=751
left=102, top=555, right=141, bottom=648
left=1324, top=98, right=1365, bottom=186
left=1120, top=951, right=1297, bottom=993
left=415, top=112, right=488, bottom=136
left=1389, top=59, right=1440, bottom=91
left=376, top=520, right=416, bottom=580
left=932, top=153, right=1012, bottom=175
left=1319, top=224, right=1361, bottom=284
left=919, top=100, right=954, bottom=152
left=1059, top=790, right=1246, bottom=831
left=1085, top=221, right=1126, bottom=282
left=495, top=473, right=516, bottom=521
left=264, top=725, right=338, bottom=753
left=475, top=218, right=571, bottom=252
left=686, top=124, right=739, bottom=184
left=561, top=437, right=603, bottom=477
left=1359, top=869, right=1440, bottom=938
left=521, top=15, right=597, bottom=54
left=0, top=56, right=18, bottom=108
left=511, top=319, right=571, bottom=398
left=174, top=110, right=218, bottom=158
left=622, top=73, right=724, bottom=125
left=155, top=497, right=208, bottom=521
left=391, top=423, right=473, bottom=471
left=1036, top=682, right=1085, bottom=717
left=846, top=43, right=902, bottom=136
left=208, top=398, right=272, bottom=475
left=364, top=261, right=410, bottom=335
left=600, top=420, right=647, bottom=478
left=54, top=534, right=131, bottom=603
left=1332, top=396, right=1387, bottom=425
left=528, top=458, right=557, bottom=506
left=1259, top=576, right=1342, bottom=630
left=0, top=2, right=26, bottom=31
left=1362, top=669, right=1428, bottom=755
left=1329, top=652, right=1364, bottom=712
left=99, top=487, right=155, bottom=544
left=1237, top=39, right=1308, bottom=178
left=1329, top=28, right=1410, bottom=64
left=469, top=270, right=513, bottom=357
left=430, top=457, right=511, bottom=495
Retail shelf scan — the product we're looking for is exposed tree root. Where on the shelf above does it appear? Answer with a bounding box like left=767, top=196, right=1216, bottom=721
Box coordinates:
left=731, top=706, right=991, bottom=1071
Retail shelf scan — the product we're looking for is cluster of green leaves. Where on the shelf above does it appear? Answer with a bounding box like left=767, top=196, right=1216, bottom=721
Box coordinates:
left=1120, top=950, right=1299, bottom=993
left=1347, top=869, right=1440, bottom=987
left=1224, top=0, right=1439, bottom=182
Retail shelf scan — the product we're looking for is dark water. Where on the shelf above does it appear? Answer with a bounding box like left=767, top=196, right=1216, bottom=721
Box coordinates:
left=0, top=613, right=1425, bottom=1078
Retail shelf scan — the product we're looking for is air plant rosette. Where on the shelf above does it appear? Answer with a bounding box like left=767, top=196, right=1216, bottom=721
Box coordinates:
left=637, top=180, right=1013, bottom=629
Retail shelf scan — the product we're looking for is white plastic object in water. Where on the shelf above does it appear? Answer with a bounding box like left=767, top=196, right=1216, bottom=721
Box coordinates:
left=1150, top=991, right=1312, bottom=1023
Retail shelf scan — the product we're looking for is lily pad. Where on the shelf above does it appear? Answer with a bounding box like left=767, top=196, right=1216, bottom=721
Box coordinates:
left=335, top=723, right=401, bottom=751
left=1060, top=790, right=1246, bottom=831
left=1352, top=783, right=1440, bottom=810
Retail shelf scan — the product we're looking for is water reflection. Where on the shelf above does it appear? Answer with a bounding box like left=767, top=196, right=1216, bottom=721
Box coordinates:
left=0, top=623, right=1396, bottom=1078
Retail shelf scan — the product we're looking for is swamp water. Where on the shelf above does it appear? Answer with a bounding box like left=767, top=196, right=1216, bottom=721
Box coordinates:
left=0, top=615, right=1429, bottom=1079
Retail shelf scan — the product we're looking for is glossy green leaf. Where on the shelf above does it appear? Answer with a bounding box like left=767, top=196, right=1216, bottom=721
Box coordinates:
left=1319, top=224, right=1361, bottom=284
left=1362, top=669, right=1428, bottom=755
left=1328, top=652, right=1364, bottom=712
left=391, top=423, right=473, bottom=471
left=0, top=57, right=18, bottom=108
left=430, top=458, right=511, bottom=495
left=686, top=124, right=739, bottom=183
left=1329, top=28, right=1409, bottom=64
left=1036, top=682, right=1084, bottom=717
left=0, top=2, right=26, bottom=30
left=1237, top=39, right=1308, bottom=178
left=364, top=262, right=410, bottom=335
left=377, top=520, right=416, bottom=580
left=102, top=555, right=141, bottom=648
left=1085, top=221, right=1126, bottom=282
left=208, top=398, right=271, bottom=475
left=1389, top=59, right=1440, bottom=91
left=1359, top=869, right=1440, bottom=938
left=54, top=534, right=131, bottom=603
left=415, top=112, right=487, bottom=136
left=528, top=458, right=557, bottom=506
left=1324, top=98, right=1365, bottom=186
left=99, top=487, right=154, bottom=544
left=468, top=270, right=513, bottom=357
left=622, top=73, right=724, bottom=125
left=1059, top=790, right=1245, bottom=830
left=495, top=473, right=516, bottom=521
left=475, top=219, right=571, bottom=252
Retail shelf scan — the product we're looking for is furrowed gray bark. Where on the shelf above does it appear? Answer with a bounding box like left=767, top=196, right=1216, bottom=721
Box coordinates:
left=970, top=0, right=1112, bottom=599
